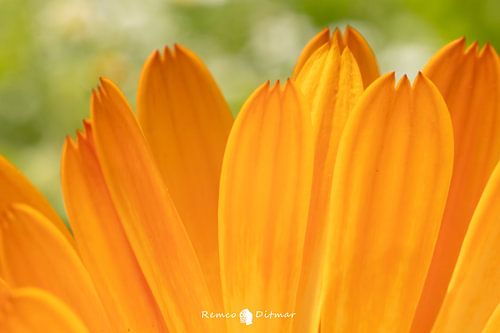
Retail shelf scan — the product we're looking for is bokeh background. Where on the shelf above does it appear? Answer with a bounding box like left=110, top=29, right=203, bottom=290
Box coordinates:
left=1, top=0, right=499, bottom=215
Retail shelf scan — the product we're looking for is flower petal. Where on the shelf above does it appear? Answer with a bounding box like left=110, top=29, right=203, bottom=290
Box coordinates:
left=61, top=123, right=167, bottom=332
left=293, top=27, right=379, bottom=88
left=293, top=28, right=330, bottom=77
left=219, top=81, right=314, bottom=332
left=0, top=204, right=112, bottom=332
left=0, top=156, right=72, bottom=244
left=432, top=162, right=500, bottom=332
left=321, top=73, right=454, bottom=332
left=91, top=78, right=223, bottom=332
left=0, top=283, right=89, bottom=333
left=292, top=45, right=364, bottom=332
left=137, top=46, right=232, bottom=306
left=343, top=26, right=379, bottom=87
left=413, top=40, right=500, bottom=331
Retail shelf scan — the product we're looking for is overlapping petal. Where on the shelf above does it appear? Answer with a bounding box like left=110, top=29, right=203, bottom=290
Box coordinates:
left=432, top=162, right=500, bottom=332
left=137, top=46, right=233, bottom=305
left=293, top=28, right=330, bottom=79
left=62, top=122, right=167, bottom=332
left=0, top=204, right=112, bottom=332
left=321, top=73, right=454, bottom=332
left=293, top=27, right=379, bottom=88
left=0, top=156, right=72, bottom=244
left=0, top=282, right=89, bottom=333
left=219, top=81, right=313, bottom=332
left=90, top=78, right=223, bottom=332
left=413, top=39, right=500, bottom=331
left=292, top=36, right=364, bottom=332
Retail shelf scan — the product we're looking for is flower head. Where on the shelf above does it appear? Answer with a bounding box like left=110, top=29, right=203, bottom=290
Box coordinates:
left=0, top=27, right=499, bottom=333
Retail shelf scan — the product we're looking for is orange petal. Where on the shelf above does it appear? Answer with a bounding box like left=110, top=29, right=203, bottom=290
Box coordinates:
left=292, top=45, right=364, bottom=332
left=293, top=31, right=342, bottom=131
left=219, top=81, right=314, bottom=332
left=0, top=204, right=112, bottom=332
left=343, top=26, right=380, bottom=87
left=0, top=283, right=89, bottom=333
left=293, top=28, right=330, bottom=77
left=321, top=73, right=454, bottom=332
left=413, top=40, right=500, bottom=332
left=432, top=162, right=500, bottom=332
left=293, top=27, right=379, bottom=88
left=137, top=45, right=233, bottom=306
left=91, top=78, right=223, bottom=332
left=0, top=156, right=73, bottom=244
left=61, top=123, right=167, bottom=332
left=483, top=305, right=500, bottom=333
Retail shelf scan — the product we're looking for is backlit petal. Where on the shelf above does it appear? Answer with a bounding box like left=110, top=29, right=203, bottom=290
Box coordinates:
left=0, top=204, right=112, bottom=333
left=293, top=28, right=330, bottom=77
left=413, top=40, right=500, bottom=331
left=137, top=46, right=232, bottom=306
left=61, top=123, right=167, bottom=332
left=343, top=26, right=379, bottom=87
left=0, top=156, right=72, bottom=243
left=91, top=78, right=223, bottom=332
left=0, top=284, right=89, bottom=333
left=219, top=81, right=314, bottom=332
left=432, top=162, right=500, bottom=332
left=293, top=27, right=379, bottom=88
left=321, top=73, right=454, bottom=332
left=293, top=45, right=364, bottom=332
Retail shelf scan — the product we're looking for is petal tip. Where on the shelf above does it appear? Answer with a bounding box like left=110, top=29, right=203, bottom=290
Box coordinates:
left=174, top=43, right=189, bottom=55
left=282, top=78, right=298, bottom=94
left=162, top=45, right=174, bottom=59
left=412, top=71, right=430, bottom=89
left=270, top=80, right=281, bottom=91
left=478, top=42, right=499, bottom=59
left=344, top=25, right=359, bottom=38
left=385, top=71, right=397, bottom=86
left=340, top=46, right=354, bottom=58
left=64, top=135, right=77, bottom=151
left=465, top=40, right=479, bottom=56
left=148, top=49, right=163, bottom=64
left=396, top=74, right=411, bottom=91
left=451, top=36, right=467, bottom=51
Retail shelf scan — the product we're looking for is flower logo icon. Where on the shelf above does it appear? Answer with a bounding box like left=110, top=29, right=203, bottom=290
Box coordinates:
left=239, top=308, right=253, bottom=326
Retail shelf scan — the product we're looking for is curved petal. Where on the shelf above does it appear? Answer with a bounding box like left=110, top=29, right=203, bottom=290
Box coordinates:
left=91, top=78, right=223, bottom=332
left=293, top=28, right=330, bottom=77
left=293, top=27, right=379, bottom=88
left=321, top=73, right=454, bottom=332
left=0, top=284, right=89, bottom=333
left=137, top=45, right=233, bottom=305
left=0, top=156, right=72, bottom=244
left=343, top=26, right=380, bottom=86
left=432, top=162, right=500, bottom=332
left=61, top=123, right=167, bottom=332
left=0, top=204, right=112, bottom=332
left=292, top=44, right=364, bottom=332
left=413, top=40, right=500, bottom=331
left=219, top=81, right=314, bottom=332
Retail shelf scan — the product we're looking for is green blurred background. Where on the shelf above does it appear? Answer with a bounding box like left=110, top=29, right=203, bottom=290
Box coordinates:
left=1, top=0, right=499, bottom=215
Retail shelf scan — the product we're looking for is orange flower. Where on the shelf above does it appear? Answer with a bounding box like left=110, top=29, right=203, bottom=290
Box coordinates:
left=0, top=27, right=499, bottom=332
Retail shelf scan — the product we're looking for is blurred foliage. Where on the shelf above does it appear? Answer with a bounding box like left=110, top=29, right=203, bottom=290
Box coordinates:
left=1, top=0, right=499, bottom=215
